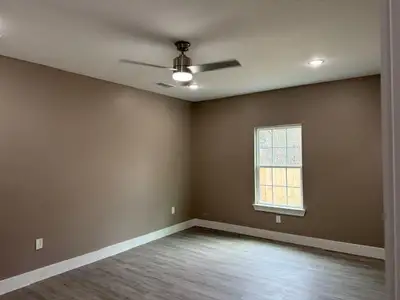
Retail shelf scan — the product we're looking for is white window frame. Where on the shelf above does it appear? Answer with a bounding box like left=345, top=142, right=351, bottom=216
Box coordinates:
left=253, top=124, right=306, bottom=217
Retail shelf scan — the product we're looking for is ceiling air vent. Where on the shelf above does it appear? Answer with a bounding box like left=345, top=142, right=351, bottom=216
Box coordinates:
left=156, top=82, right=175, bottom=88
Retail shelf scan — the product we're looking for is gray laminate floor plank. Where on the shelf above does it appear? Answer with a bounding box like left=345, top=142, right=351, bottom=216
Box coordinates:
left=1, top=227, right=386, bottom=300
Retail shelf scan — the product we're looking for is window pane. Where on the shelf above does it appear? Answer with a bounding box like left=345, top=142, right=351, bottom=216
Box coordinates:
left=260, top=186, right=273, bottom=204
left=273, top=129, right=286, bottom=147
left=287, top=187, right=302, bottom=207
left=273, top=187, right=287, bottom=206
left=260, top=148, right=273, bottom=165
left=273, top=148, right=287, bottom=166
left=259, top=168, right=272, bottom=185
left=273, top=168, right=286, bottom=186
left=259, top=129, right=272, bottom=149
left=255, top=125, right=303, bottom=209
left=287, top=147, right=302, bottom=166
left=260, top=186, right=266, bottom=202
left=287, top=127, right=302, bottom=148
left=287, top=168, right=301, bottom=187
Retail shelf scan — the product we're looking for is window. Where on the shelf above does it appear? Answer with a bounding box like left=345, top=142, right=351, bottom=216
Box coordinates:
left=254, top=125, right=305, bottom=216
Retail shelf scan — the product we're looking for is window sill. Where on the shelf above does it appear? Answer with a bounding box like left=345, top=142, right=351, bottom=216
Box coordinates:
left=253, top=204, right=306, bottom=217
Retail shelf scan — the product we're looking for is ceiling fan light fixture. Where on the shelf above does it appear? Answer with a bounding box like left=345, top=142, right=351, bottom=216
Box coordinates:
left=172, top=71, right=193, bottom=82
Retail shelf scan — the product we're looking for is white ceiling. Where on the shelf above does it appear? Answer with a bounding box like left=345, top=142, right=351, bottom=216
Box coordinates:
left=0, top=0, right=380, bottom=101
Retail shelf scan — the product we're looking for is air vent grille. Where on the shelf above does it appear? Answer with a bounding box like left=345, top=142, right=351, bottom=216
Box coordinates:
left=156, top=82, right=175, bottom=88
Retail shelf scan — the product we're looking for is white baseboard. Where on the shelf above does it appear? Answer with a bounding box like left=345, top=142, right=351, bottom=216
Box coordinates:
left=193, top=219, right=385, bottom=260
left=0, top=219, right=195, bottom=296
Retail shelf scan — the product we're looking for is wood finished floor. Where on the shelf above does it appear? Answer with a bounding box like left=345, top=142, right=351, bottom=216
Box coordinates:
left=2, top=228, right=385, bottom=300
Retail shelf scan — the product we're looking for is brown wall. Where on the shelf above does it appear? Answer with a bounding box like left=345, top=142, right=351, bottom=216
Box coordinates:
left=0, top=55, right=383, bottom=281
left=0, top=56, right=191, bottom=280
left=191, top=76, right=383, bottom=247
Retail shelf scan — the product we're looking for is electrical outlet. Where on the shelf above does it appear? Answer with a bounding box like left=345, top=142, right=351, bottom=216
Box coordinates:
left=35, top=238, right=43, bottom=251
left=276, top=215, right=282, bottom=224
left=171, top=206, right=175, bottom=215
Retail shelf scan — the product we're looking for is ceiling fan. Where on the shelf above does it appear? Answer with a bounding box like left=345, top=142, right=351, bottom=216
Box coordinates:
left=120, top=41, right=242, bottom=88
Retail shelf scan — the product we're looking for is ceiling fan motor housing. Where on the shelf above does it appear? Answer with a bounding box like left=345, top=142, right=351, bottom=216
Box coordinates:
left=173, top=54, right=192, bottom=74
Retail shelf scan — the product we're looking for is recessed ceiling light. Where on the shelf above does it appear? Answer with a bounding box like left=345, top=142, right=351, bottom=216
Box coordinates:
left=189, top=83, right=199, bottom=90
left=308, top=59, right=325, bottom=67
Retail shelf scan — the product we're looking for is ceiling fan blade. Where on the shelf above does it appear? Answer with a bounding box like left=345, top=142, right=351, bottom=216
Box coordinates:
left=188, top=59, right=241, bottom=74
left=120, top=59, right=172, bottom=69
